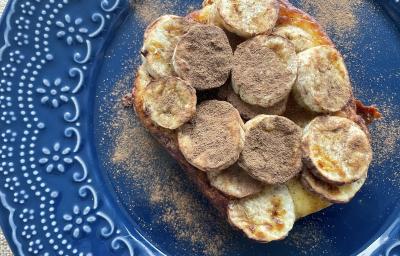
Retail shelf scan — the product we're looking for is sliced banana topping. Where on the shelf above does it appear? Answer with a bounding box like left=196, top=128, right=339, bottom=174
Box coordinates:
left=302, top=116, right=372, bottom=185
left=142, top=77, right=197, bottom=130
left=232, top=35, right=297, bottom=108
left=302, top=169, right=367, bottom=204
left=178, top=100, right=245, bottom=172
left=173, top=24, right=233, bottom=90
left=286, top=177, right=331, bottom=219
left=228, top=185, right=295, bottom=242
left=273, top=25, right=316, bottom=53
left=208, top=164, right=264, bottom=198
left=239, top=115, right=303, bottom=184
left=141, top=15, right=192, bottom=78
left=293, top=45, right=352, bottom=113
left=213, top=0, right=279, bottom=38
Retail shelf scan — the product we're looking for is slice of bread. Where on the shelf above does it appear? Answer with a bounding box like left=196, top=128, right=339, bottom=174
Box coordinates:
left=132, top=0, right=375, bottom=241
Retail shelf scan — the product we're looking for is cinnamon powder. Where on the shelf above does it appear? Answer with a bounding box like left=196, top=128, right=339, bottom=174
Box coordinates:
left=132, top=0, right=198, bottom=25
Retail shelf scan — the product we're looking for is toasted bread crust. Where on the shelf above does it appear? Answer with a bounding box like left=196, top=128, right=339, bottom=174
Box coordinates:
left=133, top=0, right=376, bottom=235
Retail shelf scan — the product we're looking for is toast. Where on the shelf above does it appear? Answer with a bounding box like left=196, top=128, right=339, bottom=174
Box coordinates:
left=131, top=0, right=379, bottom=242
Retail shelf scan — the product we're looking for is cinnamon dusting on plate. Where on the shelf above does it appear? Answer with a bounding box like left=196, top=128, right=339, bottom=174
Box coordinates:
left=132, top=0, right=198, bottom=25
left=369, top=103, right=400, bottom=165
left=299, top=0, right=361, bottom=36
left=284, top=220, right=333, bottom=255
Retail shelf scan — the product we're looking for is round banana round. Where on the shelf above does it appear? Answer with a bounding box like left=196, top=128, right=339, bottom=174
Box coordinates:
left=302, top=116, right=372, bottom=185
left=172, top=24, right=233, bottom=90
left=232, top=35, right=297, bottom=108
left=141, top=15, right=192, bottom=79
left=222, top=84, right=287, bottom=120
left=273, top=25, right=316, bottom=53
left=207, top=164, right=264, bottom=198
left=302, top=169, right=367, bottom=204
left=227, top=184, right=296, bottom=242
left=213, top=0, right=279, bottom=38
left=293, top=45, right=352, bottom=113
left=178, top=100, right=245, bottom=172
left=142, top=77, right=197, bottom=130
left=239, top=115, right=303, bottom=184
left=286, top=177, right=331, bottom=219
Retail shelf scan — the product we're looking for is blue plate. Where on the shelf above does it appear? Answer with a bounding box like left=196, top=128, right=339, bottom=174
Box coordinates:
left=0, top=0, right=400, bottom=255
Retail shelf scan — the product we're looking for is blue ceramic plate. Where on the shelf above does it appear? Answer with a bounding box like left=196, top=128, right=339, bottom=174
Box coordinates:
left=0, top=0, right=400, bottom=255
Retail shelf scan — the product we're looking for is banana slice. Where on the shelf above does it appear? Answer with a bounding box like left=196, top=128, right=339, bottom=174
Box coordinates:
left=178, top=100, right=245, bottom=172
left=220, top=84, right=287, bottom=120
left=302, top=169, right=367, bottom=204
left=232, top=35, right=297, bottom=108
left=273, top=25, right=316, bottom=53
left=239, top=115, right=303, bottom=184
left=142, top=77, right=197, bottom=130
left=302, top=116, right=372, bottom=185
left=286, top=177, right=331, bottom=219
left=293, top=45, right=352, bottom=113
left=141, top=15, right=192, bottom=78
left=172, top=24, right=232, bottom=90
left=207, top=164, right=264, bottom=198
left=213, top=0, right=279, bottom=38
left=227, top=185, right=295, bottom=242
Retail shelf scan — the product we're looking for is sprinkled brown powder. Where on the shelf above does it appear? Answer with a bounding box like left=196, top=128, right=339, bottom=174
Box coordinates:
left=132, top=0, right=198, bottom=25
left=133, top=0, right=179, bottom=25
left=285, top=220, right=333, bottom=255
left=369, top=103, right=400, bottom=165
left=299, top=0, right=362, bottom=35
